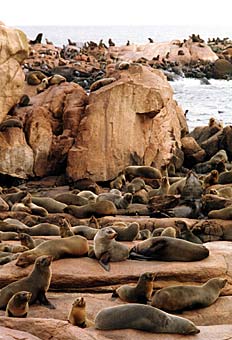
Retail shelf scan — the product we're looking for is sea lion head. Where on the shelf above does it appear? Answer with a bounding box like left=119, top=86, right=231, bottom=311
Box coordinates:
left=72, top=296, right=86, bottom=308
left=12, top=291, right=32, bottom=305
left=100, top=227, right=117, bottom=240
left=15, top=252, right=37, bottom=267
left=140, top=272, right=155, bottom=282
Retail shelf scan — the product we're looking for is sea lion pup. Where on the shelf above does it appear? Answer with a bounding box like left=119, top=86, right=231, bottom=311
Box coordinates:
left=18, top=233, right=44, bottom=249
left=110, top=171, right=126, bottom=190
left=72, top=226, right=98, bottom=240
left=175, top=220, right=202, bottom=244
left=97, top=192, right=132, bottom=209
left=77, top=190, right=98, bottom=203
left=59, top=218, right=74, bottom=238
left=93, top=227, right=129, bottom=271
left=129, top=236, right=209, bottom=261
left=152, top=227, right=165, bottom=237
left=95, top=304, right=200, bottom=334
left=90, top=77, right=116, bottom=92
left=112, top=272, right=154, bottom=303
left=125, top=165, right=162, bottom=180
left=64, top=200, right=117, bottom=218
left=151, top=277, right=227, bottom=312
left=203, top=170, right=219, bottom=189
left=55, top=193, right=88, bottom=206
left=6, top=291, right=32, bottom=317
left=126, top=178, right=147, bottom=194
left=148, top=177, right=170, bottom=197
left=111, top=222, right=140, bottom=241
left=31, top=197, right=67, bottom=213
left=136, top=229, right=151, bottom=240
left=16, top=235, right=89, bottom=268
left=68, top=296, right=93, bottom=328
left=88, top=215, right=100, bottom=229
left=160, top=227, right=176, bottom=238
left=0, top=255, right=54, bottom=309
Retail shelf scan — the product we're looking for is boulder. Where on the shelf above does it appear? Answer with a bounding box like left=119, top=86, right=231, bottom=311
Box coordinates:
left=181, top=136, right=206, bottom=167
left=67, top=64, right=187, bottom=181
left=213, top=59, right=232, bottom=78
left=0, top=23, right=28, bottom=122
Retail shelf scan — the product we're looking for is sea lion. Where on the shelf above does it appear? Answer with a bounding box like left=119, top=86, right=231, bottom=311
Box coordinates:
left=18, top=233, right=44, bottom=249
left=68, top=296, right=93, bottom=328
left=112, top=272, right=154, bottom=303
left=125, top=166, right=162, bottom=180
left=0, top=253, right=18, bottom=265
left=3, top=191, right=28, bottom=207
left=208, top=206, right=232, bottom=220
left=29, top=33, right=43, bottom=44
left=0, top=255, right=54, bottom=309
left=95, top=304, right=200, bottom=334
left=6, top=291, right=32, bottom=317
left=151, top=277, right=227, bottom=312
left=181, top=171, right=203, bottom=200
left=111, top=222, right=139, bottom=241
left=0, top=118, right=23, bottom=132
left=31, top=197, right=67, bottom=213
left=218, top=170, right=232, bottom=184
left=22, top=194, right=48, bottom=216
left=203, top=170, right=219, bottom=189
left=152, top=228, right=165, bottom=237
left=88, top=215, right=100, bottom=229
left=0, top=244, right=28, bottom=253
left=136, top=229, right=151, bottom=240
left=127, top=178, right=147, bottom=194
left=64, top=200, right=117, bottom=218
left=110, top=171, right=126, bottom=190
left=160, top=227, right=176, bottom=238
left=27, top=223, right=60, bottom=236
left=77, top=190, right=98, bottom=203
left=90, top=77, right=116, bottom=92
left=55, top=193, right=88, bottom=206
left=26, top=70, right=47, bottom=85
left=16, top=235, right=89, bottom=267
left=11, top=202, right=31, bottom=213
left=72, top=226, right=97, bottom=240
left=0, top=231, right=18, bottom=241
left=59, top=218, right=74, bottom=238
left=148, top=177, right=170, bottom=197
left=93, top=227, right=129, bottom=271
left=129, top=236, right=209, bottom=261
left=175, top=220, right=203, bottom=244
left=97, top=192, right=132, bottom=209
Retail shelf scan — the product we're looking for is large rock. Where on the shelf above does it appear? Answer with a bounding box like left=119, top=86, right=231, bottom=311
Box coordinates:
left=0, top=326, right=40, bottom=340
left=0, top=23, right=28, bottom=122
left=107, top=39, right=218, bottom=64
left=67, top=64, right=187, bottom=181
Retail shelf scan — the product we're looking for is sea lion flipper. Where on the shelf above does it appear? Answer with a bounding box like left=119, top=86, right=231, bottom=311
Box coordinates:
left=111, top=290, right=119, bottom=300
left=37, top=290, right=56, bottom=309
left=99, top=252, right=111, bottom=271
left=129, top=251, right=154, bottom=261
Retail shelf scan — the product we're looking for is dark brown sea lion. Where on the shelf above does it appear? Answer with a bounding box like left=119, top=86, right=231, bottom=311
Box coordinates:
left=0, top=255, right=54, bottom=309
left=151, top=277, right=227, bottom=312
left=112, top=272, right=154, bottom=303
left=125, top=166, right=162, bottom=180
left=95, top=304, right=200, bottom=334
left=111, top=222, right=140, bottom=241
left=175, top=220, right=202, bottom=244
left=129, top=236, right=209, bottom=261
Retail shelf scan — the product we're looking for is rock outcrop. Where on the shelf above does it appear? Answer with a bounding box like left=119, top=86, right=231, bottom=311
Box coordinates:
left=0, top=23, right=28, bottom=122
left=67, top=64, right=187, bottom=181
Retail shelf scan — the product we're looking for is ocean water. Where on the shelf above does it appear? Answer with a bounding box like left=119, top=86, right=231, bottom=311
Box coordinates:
left=17, top=25, right=232, bottom=131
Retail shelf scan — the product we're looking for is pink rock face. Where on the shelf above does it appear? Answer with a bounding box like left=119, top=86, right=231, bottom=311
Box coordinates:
left=107, top=39, right=218, bottom=64
left=0, top=326, right=40, bottom=340
left=67, top=64, right=187, bottom=181
left=0, top=25, right=28, bottom=122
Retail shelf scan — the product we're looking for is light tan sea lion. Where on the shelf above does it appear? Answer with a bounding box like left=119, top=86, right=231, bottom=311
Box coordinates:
left=151, top=277, right=227, bottom=312
left=26, top=71, right=46, bottom=85
left=68, top=296, right=93, bottom=328
left=93, top=227, right=129, bottom=271
left=112, top=272, right=154, bottom=303
left=160, top=227, right=176, bottom=238
left=27, top=223, right=60, bottom=236
left=77, top=190, right=98, bottom=203
left=97, top=193, right=132, bottom=209
left=95, top=304, right=200, bottom=334
left=16, top=235, right=89, bottom=267
left=0, top=255, right=55, bottom=309
left=6, top=291, right=32, bottom=317
left=55, top=193, right=88, bottom=206
left=90, top=77, right=116, bottom=92
left=208, top=206, right=232, bottom=219
left=126, top=178, right=147, bottom=194
left=31, top=197, right=67, bottom=213
left=0, top=244, right=28, bottom=253
left=110, top=171, right=126, bottom=190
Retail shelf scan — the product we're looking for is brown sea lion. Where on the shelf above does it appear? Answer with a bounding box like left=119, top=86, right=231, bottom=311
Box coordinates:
left=112, top=272, right=154, bottom=303
left=90, top=77, right=116, bottom=92
left=129, top=236, right=209, bottom=261
left=31, top=197, right=67, bottom=213
left=0, top=255, right=54, bottom=309
left=175, top=220, right=202, bottom=244
left=148, top=177, right=170, bottom=197
left=151, top=277, right=227, bottom=312
left=95, top=304, right=200, bottom=334
left=160, top=227, right=176, bottom=238
left=0, top=244, right=28, bottom=253
left=27, top=223, right=60, bottom=236
left=64, top=200, right=117, bottom=218
left=203, top=170, right=219, bottom=189
left=72, top=226, right=97, bottom=240
left=88, top=215, right=100, bottom=229
left=68, top=296, right=93, bottom=328
left=136, top=229, right=151, bottom=240
left=218, top=170, right=232, bottom=184
left=18, top=233, right=44, bottom=249
left=26, top=70, right=47, bottom=85
left=59, top=218, right=74, bottom=238
left=93, top=227, right=129, bottom=271
left=110, top=171, right=126, bottom=190
left=97, top=192, right=132, bottom=209
left=6, top=291, right=32, bottom=317
left=111, top=222, right=139, bottom=241
left=126, top=178, right=147, bottom=193
left=16, top=235, right=89, bottom=267
left=125, top=166, right=162, bottom=180
left=55, top=193, right=88, bottom=206
left=0, top=231, right=18, bottom=241
left=77, top=190, right=98, bottom=203
left=208, top=206, right=232, bottom=220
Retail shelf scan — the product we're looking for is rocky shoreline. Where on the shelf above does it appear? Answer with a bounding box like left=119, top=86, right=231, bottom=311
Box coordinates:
left=1, top=22, right=232, bottom=339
